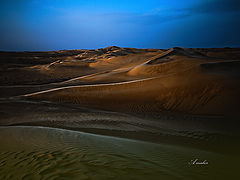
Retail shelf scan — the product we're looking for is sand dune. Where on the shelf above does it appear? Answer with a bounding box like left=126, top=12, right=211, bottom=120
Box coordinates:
left=201, top=59, right=240, bottom=74
left=0, top=47, right=159, bottom=85
left=18, top=47, right=239, bottom=119
left=1, top=46, right=240, bottom=142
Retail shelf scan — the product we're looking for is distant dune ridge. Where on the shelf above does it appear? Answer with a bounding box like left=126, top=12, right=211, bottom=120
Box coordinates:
left=0, top=46, right=240, bottom=140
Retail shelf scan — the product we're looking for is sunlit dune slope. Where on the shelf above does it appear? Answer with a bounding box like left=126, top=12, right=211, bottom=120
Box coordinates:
left=23, top=47, right=240, bottom=118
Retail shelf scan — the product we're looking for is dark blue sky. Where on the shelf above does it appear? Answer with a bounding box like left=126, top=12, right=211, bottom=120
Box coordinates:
left=1, top=0, right=240, bottom=51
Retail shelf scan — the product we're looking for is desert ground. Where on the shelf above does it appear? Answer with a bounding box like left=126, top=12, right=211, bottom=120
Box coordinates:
left=0, top=46, right=240, bottom=179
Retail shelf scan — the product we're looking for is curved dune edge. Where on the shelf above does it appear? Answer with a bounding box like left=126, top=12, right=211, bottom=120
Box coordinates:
left=1, top=97, right=239, bottom=154
left=5, top=124, right=239, bottom=154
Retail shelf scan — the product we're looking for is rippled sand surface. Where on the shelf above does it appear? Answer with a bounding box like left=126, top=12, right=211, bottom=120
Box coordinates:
left=0, top=126, right=238, bottom=180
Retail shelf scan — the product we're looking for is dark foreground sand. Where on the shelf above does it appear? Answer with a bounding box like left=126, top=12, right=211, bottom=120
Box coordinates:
left=0, top=126, right=239, bottom=180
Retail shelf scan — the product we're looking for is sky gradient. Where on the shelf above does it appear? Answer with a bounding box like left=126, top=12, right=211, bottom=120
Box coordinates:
left=1, top=0, right=240, bottom=51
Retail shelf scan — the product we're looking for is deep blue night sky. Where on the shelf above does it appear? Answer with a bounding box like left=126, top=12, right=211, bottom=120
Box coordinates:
left=1, top=0, right=240, bottom=51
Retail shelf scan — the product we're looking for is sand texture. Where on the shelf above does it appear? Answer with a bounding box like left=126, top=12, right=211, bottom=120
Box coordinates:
left=0, top=46, right=240, bottom=144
